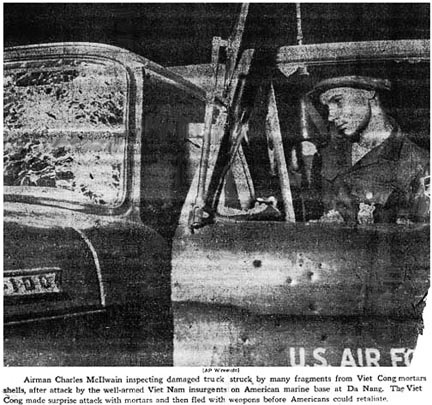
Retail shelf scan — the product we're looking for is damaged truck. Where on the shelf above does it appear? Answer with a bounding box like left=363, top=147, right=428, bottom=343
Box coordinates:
left=3, top=6, right=430, bottom=366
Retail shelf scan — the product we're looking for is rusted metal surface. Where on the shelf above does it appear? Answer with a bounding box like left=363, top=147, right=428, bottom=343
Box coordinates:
left=173, top=302, right=421, bottom=367
left=172, top=221, right=428, bottom=366
left=173, top=221, right=429, bottom=317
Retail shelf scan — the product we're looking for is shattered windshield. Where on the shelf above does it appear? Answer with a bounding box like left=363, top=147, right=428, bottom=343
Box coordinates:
left=4, top=58, right=128, bottom=207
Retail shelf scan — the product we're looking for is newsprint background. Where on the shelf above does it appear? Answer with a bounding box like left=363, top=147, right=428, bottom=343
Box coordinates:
left=1, top=1, right=432, bottom=405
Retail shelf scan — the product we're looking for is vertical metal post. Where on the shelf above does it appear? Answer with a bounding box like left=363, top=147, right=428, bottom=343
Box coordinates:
left=194, top=37, right=224, bottom=210
left=224, top=3, right=250, bottom=95
left=296, top=3, right=304, bottom=45
left=190, top=5, right=250, bottom=228
left=266, top=82, right=296, bottom=222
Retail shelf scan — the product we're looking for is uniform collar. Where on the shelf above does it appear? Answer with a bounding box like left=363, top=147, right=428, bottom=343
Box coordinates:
left=320, top=122, right=405, bottom=181
left=376, top=124, right=404, bottom=161
left=352, top=124, right=404, bottom=169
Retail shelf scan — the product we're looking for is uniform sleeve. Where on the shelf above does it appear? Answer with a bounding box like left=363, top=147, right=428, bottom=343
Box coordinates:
left=395, top=139, right=430, bottom=223
left=408, top=163, right=430, bottom=222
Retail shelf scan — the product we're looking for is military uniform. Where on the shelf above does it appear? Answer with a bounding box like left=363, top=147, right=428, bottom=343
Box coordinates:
left=320, top=125, right=429, bottom=223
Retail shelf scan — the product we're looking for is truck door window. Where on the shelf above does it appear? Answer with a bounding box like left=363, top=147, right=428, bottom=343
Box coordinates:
left=216, top=85, right=285, bottom=221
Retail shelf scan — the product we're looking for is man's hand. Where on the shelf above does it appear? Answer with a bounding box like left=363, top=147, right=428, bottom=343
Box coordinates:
left=318, top=209, right=345, bottom=223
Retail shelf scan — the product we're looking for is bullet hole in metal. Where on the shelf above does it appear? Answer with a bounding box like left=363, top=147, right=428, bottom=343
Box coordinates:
left=286, top=276, right=292, bottom=284
left=308, top=302, right=317, bottom=311
left=253, top=259, right=262, bottom=268
left=321, top=334, right=328, bottom=342
left=307, top=271, right=314, bottom=280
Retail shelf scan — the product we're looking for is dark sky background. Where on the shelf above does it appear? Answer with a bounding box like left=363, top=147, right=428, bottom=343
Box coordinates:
left=3, top=3, right=430, bottom=66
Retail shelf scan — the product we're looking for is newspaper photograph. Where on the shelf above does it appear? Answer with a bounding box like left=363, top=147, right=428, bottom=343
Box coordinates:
left=2, top=2, right=431, bottom=404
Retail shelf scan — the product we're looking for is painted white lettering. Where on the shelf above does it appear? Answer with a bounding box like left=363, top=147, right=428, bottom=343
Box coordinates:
left=289, top=348, right=305, bottom=367
left=365, top=348, right=380, bottom=366
left=390, top=348, right=405, bottom=367
left=313, top=348, right=327, bottom=367
left=340, top=349, right=357, bottom=367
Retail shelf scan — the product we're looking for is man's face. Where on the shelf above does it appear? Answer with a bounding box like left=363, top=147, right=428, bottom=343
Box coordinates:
left=319, top=87, right=373, bottom=141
